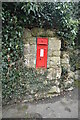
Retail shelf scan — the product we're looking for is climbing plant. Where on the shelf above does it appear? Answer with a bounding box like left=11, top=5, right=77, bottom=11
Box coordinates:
left=38, top=2, right=79, bottom=46
left=2, top=2, right=79, bottom=104
left=2, top=2, right=40, bottom=103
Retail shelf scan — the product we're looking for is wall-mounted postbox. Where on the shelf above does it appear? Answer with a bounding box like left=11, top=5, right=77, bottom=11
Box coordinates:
left=36, top=38, right=48, bottom=68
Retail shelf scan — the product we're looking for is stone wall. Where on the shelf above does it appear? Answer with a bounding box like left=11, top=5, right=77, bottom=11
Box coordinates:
left=23, top=28, right=73, bottom=100
left=24, top=37, right=36, bottom=68
left=23, top=28, right=62, bottom=79
left=47, top=38, right=61, bottom=80
left=74, top=49, right=80, bottom=80
left=61, top=51, right=74, bottom=90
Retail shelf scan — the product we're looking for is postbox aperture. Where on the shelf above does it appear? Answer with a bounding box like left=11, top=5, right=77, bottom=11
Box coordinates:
left=36, top=38, right=48, bottom=68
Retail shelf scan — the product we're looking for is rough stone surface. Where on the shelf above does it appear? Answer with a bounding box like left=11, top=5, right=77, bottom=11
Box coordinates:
left=23, top=28, right=32, bottom=39
left=48, top=57, right=60, bottom=66
left=49, top=37, right=61, bottom=51
left=45, top=29, right=56, bottom=37
left=74, top=70, right=80, bottom=80
left=31, top=28, right=56, bottom=37
left=23, top=27, right=73, bottom=98
left=24, top=54, right=36, bottom=68
left=60, top=51, right=74, bottom=89
left=48, top=50, right=61, bottom=57
left=31, top=28, right=45, bottom=37
left=61, top=51, right=69, bottom=64
left=48, top=86, right=60, bottom=94
left=23, top=37, right=36, bottom=44
left=61, top=58, right=69, bottom=64
left=47, top=66, right=61, bottom=80
left=24, top=38, right=36, bottom=68
left=23, top=29, right=61, bottom=75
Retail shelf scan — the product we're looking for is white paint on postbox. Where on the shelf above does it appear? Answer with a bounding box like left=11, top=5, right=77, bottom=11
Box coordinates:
left=40, top=49, right=44, bottom=57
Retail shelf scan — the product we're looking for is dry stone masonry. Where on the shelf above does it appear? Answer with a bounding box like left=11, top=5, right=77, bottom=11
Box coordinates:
left=23, top=28, right=74, bottom=100
left=23, top=28, right=61, bottom=79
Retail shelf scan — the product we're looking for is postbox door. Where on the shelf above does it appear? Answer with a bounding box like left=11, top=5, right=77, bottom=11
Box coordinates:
left=36, top=46, right=48, bottom=68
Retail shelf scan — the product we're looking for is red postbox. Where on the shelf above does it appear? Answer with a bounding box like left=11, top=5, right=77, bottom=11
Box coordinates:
left=36, top=38, right=48, bottom=68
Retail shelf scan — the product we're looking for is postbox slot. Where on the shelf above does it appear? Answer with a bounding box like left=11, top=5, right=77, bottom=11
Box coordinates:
left=37, top=43, right=47, bottom=45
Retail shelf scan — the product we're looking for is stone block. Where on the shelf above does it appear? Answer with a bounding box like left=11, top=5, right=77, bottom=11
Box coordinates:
left=23, top=38, right=29, bottom=44
left=48, top=50, right=61, bottom=57
left=29, top=58, right=36, bottom=68
left=24, top=44, right=31, bottom=55
left=30, top=44, right=36, bottom=55
left=31, top=28, right=46, bottom=37
left=64, top=80, right=73, bottom=88
left=48, top=57, right=60, bottom=67
left=24, top=43, right=36, bottom=56
left=61, top=58, right=69, bottom=64
left=49, top=37, right=61, bottom=51
left=48, top=86, right=60, bottom=94
left=29, top=37, right=36, bottom=45
left=74, top=70, right=80, bottom=80
left=61, top=51, right=70, bottom=64
left=47, top=66, right=61, bottom=80
left=23, top=28, right=32, bottom=39
left=24, top=55, right=30, bottom=68
left=47, top=69, right=53, bottom=80
left=45, top=29, right=56, bottom=37
left=24, top=54, right=36, bottom=68
left=36, top=68, right=47, bottom=75
left=23, top=37, right=36, bottom=44
left=61, top=51, right=69, bottom=59
left=31, top=28, right=56, bottom=37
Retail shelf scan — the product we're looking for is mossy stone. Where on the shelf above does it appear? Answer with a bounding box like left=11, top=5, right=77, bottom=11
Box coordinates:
left=31, top=27, right=46, bottom=37
left=45, top=29, right=56, bottom=37
left=31, top=28, right=56, bottom=37
left=23, top=28, right=32, bottom=38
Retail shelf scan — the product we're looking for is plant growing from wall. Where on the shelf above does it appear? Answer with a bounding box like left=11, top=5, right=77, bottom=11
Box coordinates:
left=2, top=2, right=79, bottom=104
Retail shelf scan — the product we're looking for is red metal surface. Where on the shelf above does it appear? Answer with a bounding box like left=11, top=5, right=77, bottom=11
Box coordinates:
left=36, top=38, right=48, bottom=68
left=37, top=38, right=48, bottom=45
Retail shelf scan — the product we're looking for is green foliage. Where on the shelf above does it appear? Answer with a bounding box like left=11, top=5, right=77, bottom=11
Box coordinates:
left=2, top=2, right=79, bottom=104
left=21, top=2, right=39, bottom=26
left=2, top=3, right=24, bottom=103
left=54, top=3, right=79, bottom=42
left=2, top=61, right=50, bottom=105
left=38, top=2, right=79, bottom=44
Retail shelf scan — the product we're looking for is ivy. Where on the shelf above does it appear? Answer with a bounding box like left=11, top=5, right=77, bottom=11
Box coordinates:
left=38, top=2, right=79, bottom=44
left=2, top=2, right=79, bottom=104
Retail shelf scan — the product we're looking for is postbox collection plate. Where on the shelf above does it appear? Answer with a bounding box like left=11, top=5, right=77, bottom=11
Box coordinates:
left=36, top=38, right=48, bottom=68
